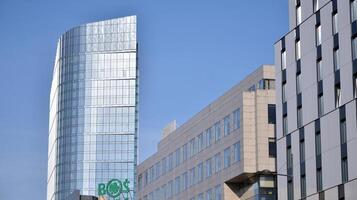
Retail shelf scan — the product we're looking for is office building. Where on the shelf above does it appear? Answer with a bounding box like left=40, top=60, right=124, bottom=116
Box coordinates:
left=47, top=16, right=138, bottom=200
left=275, top=0, right=357, bottom=199
left=137, top=65, right=277, bottom=200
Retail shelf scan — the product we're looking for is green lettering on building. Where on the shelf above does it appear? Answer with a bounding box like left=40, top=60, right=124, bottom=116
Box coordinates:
left=98, top=179, right=131, bottom=200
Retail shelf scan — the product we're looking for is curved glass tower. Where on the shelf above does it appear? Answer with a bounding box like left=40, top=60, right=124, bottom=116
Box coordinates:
left=47, top=16, right=138, bottom=200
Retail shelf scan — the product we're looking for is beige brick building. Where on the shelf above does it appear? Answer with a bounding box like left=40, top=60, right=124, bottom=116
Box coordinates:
left=137, top=65, right=276, bottom=200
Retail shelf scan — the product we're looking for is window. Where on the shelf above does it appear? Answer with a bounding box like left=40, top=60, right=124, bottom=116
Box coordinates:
left=234, top=142, right=241, bottom=162
left=332, top=13, right=338, bottom=35
left=297, top=5, right=302, bottom=25
left=189, top=138, right=196, bottom=157
left=333, top=49, right=340, bottom=71
left=198, top=133, right=204, bottom=152
left=168, top=180, right=173, bottom=198
left=161, top=158, right=167, bottom=175
left=288, top=181, right=294, bottom=200
left=224, top=147, right=231, bottom=168
left=223, top=115, right=230, bottom=136
left=182, top=172, right=188, bottom=191
left=233, top=108, right=241, bottom=129
left=206, top=158, right=212, bottom=178
left=297, top=107, right=303, bottom=128
left=197, top=193, right=204, bottom=200
left=287, top=147, right=293, bottom=170
left=206, top=128, right=212, bottom=147
left=214, top=185, right=222, bottom=200
left=335, top=85, right=341, bottom=108
left=351, top=0, right=357, bottom=22
left=206, top=189, right=213, bottom=200
left=342, top=158, right=349, bottom=183
left=317, top=169, right=323, bottom=191
left=268, top=104, right=276, bottom=124
left=300, top=140, right=305, bottom=162
left=296, top=40, right=301, bottom=60
left=317, top=60, right=323, bottom=81
left=315, top=132, right=321, bottom=156
left=283, top=116, right=288, bottom=136
left=197, top=162, right=204, bottom=183
left=318, top=95, right=324, bottom=117
left=155, top=162, right=160, bottom=179
left=214, top=122, right=221, bottom=141
left=269, top=138, right=276, bottom=158
left=189, top=167, right=195, bottom=186
left=214, top=153, right=221, bottom=173
left=282, top=51, right=287, bottom=70
left=168, top=153, right=174, bottom=171
left=174, top=176, right=180, bottom=195
left=354, top=75, right=357, bottom=98
left=296, top=73, right=302, bottom=94
left=182, top=143, right=188, bottom=162
left=314, top=0, right=319, bottom=12
left=316, top=25, right=321, bottom=46
left=340, top=120, right=347, bottom=144
left=282, top=83, right=287, bottom=103
left=175, top=148, right=181, bottom=167
left=352, top=37, right=357, bottom=60
left=301, top=175, right=306, bottom=198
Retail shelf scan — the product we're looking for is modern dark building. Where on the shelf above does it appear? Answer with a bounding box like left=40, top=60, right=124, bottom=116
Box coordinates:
left=275, top=0, right=357, bottom=199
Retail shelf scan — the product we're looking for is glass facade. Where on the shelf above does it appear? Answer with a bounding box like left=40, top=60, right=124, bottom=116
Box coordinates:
left=47, top=16, right=138, bottom=200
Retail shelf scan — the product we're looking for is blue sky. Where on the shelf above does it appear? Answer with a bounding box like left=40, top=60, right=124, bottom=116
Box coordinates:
left=0, top=0, right=287, bottom=198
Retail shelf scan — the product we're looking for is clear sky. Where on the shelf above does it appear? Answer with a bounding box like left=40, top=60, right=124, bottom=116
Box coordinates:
left=0, top=0, right=287, bottom=199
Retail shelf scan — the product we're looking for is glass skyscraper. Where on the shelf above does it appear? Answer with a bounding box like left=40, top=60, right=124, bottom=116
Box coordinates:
left=47, top=16, right=138, bottom=200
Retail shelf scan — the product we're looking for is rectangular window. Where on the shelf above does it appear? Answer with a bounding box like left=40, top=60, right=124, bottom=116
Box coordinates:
left=182, top=172, right=188, bottom=191
left=354, top=75, right=357, bottom=98
left=214, top=153, right=221, bottom=173
left=297, top=6, right=302, bottom=25
left=283, top=115, right=288, bottom=136
left=314, top=0, right=319, bottom=12
left=316, top=25, right=321, bottom=46
left=282, top=83, right=287, bottom=103
left=161, top=158, right=167, bottom=175
left=223, top=115, right=230, bottom=136
left=175, top=148, right=181, bottom=167
left=297, top=107, right=303, bottom=128
left=197, top=162, right=204, bottom=183
left=214, top=122, right=221, bottom=141
left=282, top=51, right=287, bottom=70
left=301, top=175, right=306, bottom=198
left=287, top=147, right=293, bottom=169
left=351, top=0, right=357, bottom=22
left=224, top=147, right=231, bottom=168
left=269, top=138, right=276, bottom=158
left=296, top=74, right=302, bottom=94
left=182, top=143, right=188, bottom=162
left=233, top=108, right=241, bottom=129
left=215, top=185, right=222, bottom=200
left=175, top=176, right=180, bottom=195
left=300, top=140, right=305, bottom=162
left=168, top=153, right=173, bottom=171
left=168, top=180, right=173, bottom=198
left=317, top=169, right=323, bottom=191
left=189, top=138, right=196, bottom=157
left=317, top=60, right=323, bottom=81
left=335, top=85, right=341, bottom=108
left=318, top=95, right=324, bottom=117
left=268, top=104, right=276, bottom=124
left=333, top=49, right=340, bottom=71
left=340, top=120, right=347, bottom=144
left=198, top=193, right=204, bottom=200
left=205, top=158, right=212, bottom=178
left=189, top=167, right=195, bottom=186
left=288, top=181, right=294, bottom=200
left=234, top=142, right=241, bottom=162
left=342, top=158, right=349, bottom=183
left=296, top=40, right=301, bottom=60
left=332, top=13, right=338, bottom=35
left=198, top=133, right=204, bottom=152
left=205, top=128, right=212, bottom=147
left=352, top=37, right=357, bottom=60
left=206, top=189, right=213, bottom=200
left=315, top=132, right=321, bottom=156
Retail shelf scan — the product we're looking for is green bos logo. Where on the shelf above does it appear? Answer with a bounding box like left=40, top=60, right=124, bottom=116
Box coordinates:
left=98, top=179, right=131, bottom=200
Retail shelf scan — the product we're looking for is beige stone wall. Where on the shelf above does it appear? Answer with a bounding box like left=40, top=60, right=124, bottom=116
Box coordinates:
left=137, top=65, right=276, bottom=200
